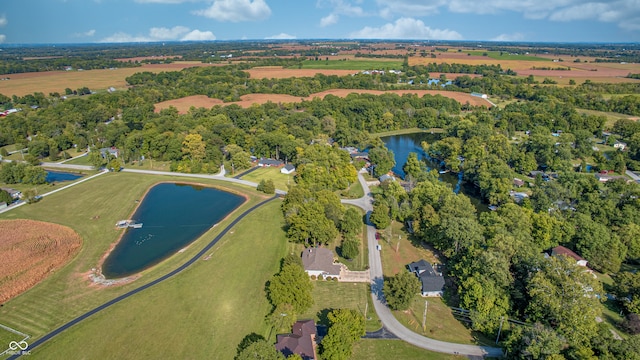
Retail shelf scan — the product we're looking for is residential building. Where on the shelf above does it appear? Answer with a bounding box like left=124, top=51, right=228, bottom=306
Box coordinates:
left=407, top=260, right=445, bottom=297
left=551, top=245, right=588, bottom=267
left=275, top=319, right=317, bottom=360
left=301, top=248, right=341, bottom=280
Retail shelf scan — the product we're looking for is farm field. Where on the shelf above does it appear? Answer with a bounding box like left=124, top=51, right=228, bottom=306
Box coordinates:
left=0, top=61, right=216, bottom=97
left=25, top=199, right=287, bottom=360
left=155, top=88, right=491, bottom=113
left=247, top=66, right=356, bottom=79
left=295, top=59, right=404, bottom=70
left=0, top=220, right=82, bottom=304
left=0, top=172, right=269, bottom=349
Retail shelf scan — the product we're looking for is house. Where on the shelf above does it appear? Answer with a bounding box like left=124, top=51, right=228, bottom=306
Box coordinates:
left=99, top=147, right=120, bottom=158
left=302, top=248, right=342, bottom=280
left=551, top=246, right=588, bottom=267
left=258, top=158, right=284, bottom=167
left=379, top=174, right=395, bottom=183
left=595, top=174, right=627, bottom=183
left=1, top=187, right=21, bottom=200
left=281, top=164, right=295, bottom=175
left=408, top=260, right=445, bottom=297
left=513, top=178, right=525, bottom=187
left=275, top=319, right=317, bottom=360
left=614, top=141, right=627, bottom=151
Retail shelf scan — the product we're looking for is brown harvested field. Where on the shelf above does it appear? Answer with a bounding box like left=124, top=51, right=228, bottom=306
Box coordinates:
left=0, top=219, right=82, bottom=303
left=114, top=55, right=183, bottom=62
left=0, top=61, right=218, bottom=97
left=247, top=67, right=355, bottom=79
left=155, top=89, right=491, bottom=114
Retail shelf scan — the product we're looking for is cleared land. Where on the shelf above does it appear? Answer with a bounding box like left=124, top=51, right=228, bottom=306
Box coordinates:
left=352, top=339, right=464, bottom=360
left=247, top=66, right=355, bottom=79
left=155, top=89, right=491, bottom=113
left=0, top=62, right=217, bottom=97
left=0, top=219, right=82, bottom=304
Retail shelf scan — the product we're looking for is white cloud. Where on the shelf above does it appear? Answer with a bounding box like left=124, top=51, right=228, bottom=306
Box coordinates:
left=320, top=13, right=339, bottom=27
left=373, top=0, right=640, bottom=31
left=101, top=26, right=215, bottom=42
left=0, top=35, right=5, bottom=43
left=0, top=14, right=7, bottom=27
left=149, top=26, right=189, bottom=39
left=265, top=33, right=296, bottom=39
left=73, top=29, right=96, bottom=38
left=491, top=32, right=525, bottom=41
left=194, top=0, right=271, bottom=22
left=182, top=29, right=216, bottom=41
left=349, top=17, right=462, bottom=40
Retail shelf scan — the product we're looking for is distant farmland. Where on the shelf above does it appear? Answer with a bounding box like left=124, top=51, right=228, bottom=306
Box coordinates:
left=154, top=89, right=492, bottom=114
left=0, top=62, right=218, bottom=97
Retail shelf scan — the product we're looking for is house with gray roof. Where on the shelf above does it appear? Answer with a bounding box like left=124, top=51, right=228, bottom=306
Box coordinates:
left=302, top=247, right=342, bottom=280
left=408, top=259, right=445, bottom=297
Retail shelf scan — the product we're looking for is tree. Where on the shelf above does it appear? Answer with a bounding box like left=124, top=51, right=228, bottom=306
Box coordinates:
left=370, top=203, right=391, bottom=229
left=504, top=323, right=565, bottom=360
left=257, top=179, right=275, bottom=194
left=383, top=270, right=421, bottom=311
left=339, top=208, right=362, bottom=237
left=267, top=264, right=314, bottom=314
left=182, top=133, right=206, bottom=162
left=0, top=190, right=12, bottom=204
left=268, top=303, right=297, bottom=334
left=368, top=146, right=395, bottom=177
left=88, top=148, right=107, bottom=169
left=340, top=237, right=359, bottom=260
left=236, top=333, right=266, bottom=359
left=321, top=309, right=365, bottom=360
left=403, top=152, right=425, bottom=180
left=235, top=339, right=284, bottom=360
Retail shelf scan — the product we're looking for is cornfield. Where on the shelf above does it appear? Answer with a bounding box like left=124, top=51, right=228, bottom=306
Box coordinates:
left=0, top=219, right=82, bottom=303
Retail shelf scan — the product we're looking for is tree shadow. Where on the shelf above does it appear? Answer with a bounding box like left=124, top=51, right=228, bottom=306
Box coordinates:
left=316, top=308, right=334, bottom=327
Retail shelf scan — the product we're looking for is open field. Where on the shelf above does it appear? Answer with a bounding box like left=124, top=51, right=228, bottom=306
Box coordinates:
left=0, top=172, right=269, bottom=349
left=295, top=59, right=404, bottom=70
left=352, top=339, right=464, bottom=360
left=0, top=220, right=82, bottom=304
left=24, top=199, right=287, bottom=360
left=577, top=108, right=639, bottom=128
left=155, top=88, right=491, bottom=113
left=0, top=62, right=217, bottom=97
left=239, top=166, right=293, bottom=192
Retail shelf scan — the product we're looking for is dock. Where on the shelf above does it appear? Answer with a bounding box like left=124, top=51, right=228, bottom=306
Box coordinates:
left=116, top=220, right=143, bottom=229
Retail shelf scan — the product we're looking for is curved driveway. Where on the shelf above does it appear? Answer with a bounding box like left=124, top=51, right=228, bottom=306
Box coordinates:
left=11, top=165, right=501, bottom=358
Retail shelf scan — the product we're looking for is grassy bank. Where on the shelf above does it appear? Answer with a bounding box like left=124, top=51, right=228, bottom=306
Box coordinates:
left=352, top=339, right=465, bottom=360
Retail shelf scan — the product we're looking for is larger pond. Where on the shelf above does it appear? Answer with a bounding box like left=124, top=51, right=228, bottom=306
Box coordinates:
left=102, top=183, right=245, bottom=278
left=381, top=133, right=488, bottom=212
left=45, top=171, right=83, bottom=183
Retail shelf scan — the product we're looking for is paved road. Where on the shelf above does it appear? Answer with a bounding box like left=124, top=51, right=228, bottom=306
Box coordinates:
left=8, top=195, right=278, bottom=360
left=348, top=172, right=503, bottom=357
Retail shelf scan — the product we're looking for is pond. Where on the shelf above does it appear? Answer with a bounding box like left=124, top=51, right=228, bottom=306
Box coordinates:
left=381, top=133, right=488, bottom=212
left=102, top=183, right=245, bottom=278
left=45, top=171, right=83, bottom=183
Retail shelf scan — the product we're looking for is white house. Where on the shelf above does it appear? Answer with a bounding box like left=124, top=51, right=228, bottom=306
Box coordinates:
left=281, top=164, right=295, bottom=174
left=408, top=260, right=445, bottom=297
left=301, top=248, right=342, bottom=280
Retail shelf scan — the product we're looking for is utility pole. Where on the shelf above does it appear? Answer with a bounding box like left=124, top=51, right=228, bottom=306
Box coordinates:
left=422, top=300, right=428, bottom=331
left=496, top=316, right=505, bottom=344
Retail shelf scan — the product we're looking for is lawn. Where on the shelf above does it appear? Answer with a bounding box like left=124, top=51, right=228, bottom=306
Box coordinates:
left=0, top=172, right=272, bottom=354
left=298, top=281, right=380, bottom=332
left=26, top=199, right=287, bottom=360
left=295, top=59, right=404, bottom=70
left=378, top=221, right=440, bottom=276
left=240, top=166, right=293, bottom=192
left=339, top=180, right=364, bottom=199
left=352, top=339, right=465, bottom=360
left=577, top=108, right=637, bottom=128
left=0, top=326, right=26, bottom=353
left=334, top=207, right=369, bottom=271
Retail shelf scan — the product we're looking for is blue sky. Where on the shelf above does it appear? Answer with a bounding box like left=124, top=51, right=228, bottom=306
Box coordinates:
left=1, top=0, right=639, bottom=44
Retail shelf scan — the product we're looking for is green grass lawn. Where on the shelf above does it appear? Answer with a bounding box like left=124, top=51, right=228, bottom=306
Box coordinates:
left=12, top=197, right=287, bottom=360
left=240, top=167, right=293, bottom=192
left=60, top=154, right=92, bottom=166
left=0, top=326, right=26, bottom=352
left=577, top=108, right=637, bottom=128
left=339, top=180, right=364, bottom=199
left=298, top=281, right=380, bottom=332
left=0, top=172, right=274, bottom=357
left=352, top=339, right=465, bottom=360
left=294, top=59, right=403, bottom=70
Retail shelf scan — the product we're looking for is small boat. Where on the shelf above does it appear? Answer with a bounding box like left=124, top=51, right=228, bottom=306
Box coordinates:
left=438, top=170, right=449, bottom=174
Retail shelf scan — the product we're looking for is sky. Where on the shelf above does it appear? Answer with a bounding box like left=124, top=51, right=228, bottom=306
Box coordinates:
left=0, top=0, right=639, bottom=44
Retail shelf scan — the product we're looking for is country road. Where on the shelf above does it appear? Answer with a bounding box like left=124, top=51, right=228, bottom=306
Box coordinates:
left=6, top=164, right=502, bottom=358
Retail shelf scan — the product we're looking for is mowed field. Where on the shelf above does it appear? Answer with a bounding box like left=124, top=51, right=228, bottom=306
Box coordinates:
left=0, top=61, right=219, bottom=97
left=155, top=89, right=491, bottom=114
left=0, top=219, right=82, bottom=304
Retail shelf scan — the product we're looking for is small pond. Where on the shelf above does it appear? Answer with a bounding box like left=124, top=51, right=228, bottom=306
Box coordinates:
left=102, top=183, right=245, bottom=278
left=381, top=133, right=488, bottom=212
left=46, top=171, right=83, bottom=183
